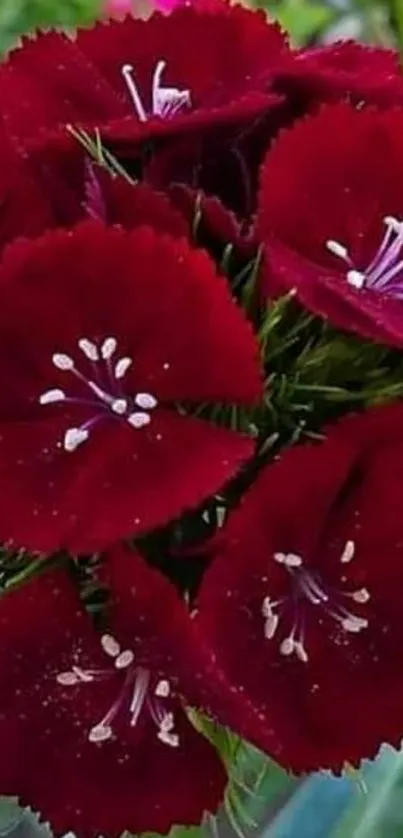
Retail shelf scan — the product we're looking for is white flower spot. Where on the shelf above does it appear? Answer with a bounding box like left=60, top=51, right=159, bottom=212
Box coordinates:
left=111, top=398, right=128, bottom=415
left=101, top=337, right=117, bottom=360
left=155, top=679, right=171, bottom=698
left=79, top=338, right=99, bottom=361
left=135, top=393, right=158, bottom=410
left=64, top=427, right=89, bottom=452
left=53, top=353, right=74, bottom=370
left=128, top=412, right=151, bottom=429
left=89, top=724, right=113, bottom=743
left=340, top=540, right=355, bottom=564
left=115, top=357, right=132, bottom=379
left=101, top=634, right=121, bottom=658
left=39, top=389, right=66, bottom=405
left=115, top=650, right=135, bottom=670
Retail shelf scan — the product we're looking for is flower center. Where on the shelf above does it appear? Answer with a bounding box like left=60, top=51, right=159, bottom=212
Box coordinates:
left=261, top=540, right=370, bottom=663
left=57, top=633, right=180, bottom=748
left=326, top=216, right=403, bottom=297
left=39, top=336, right=158, bottom=452
left=121, top=60, right=191, bottom=122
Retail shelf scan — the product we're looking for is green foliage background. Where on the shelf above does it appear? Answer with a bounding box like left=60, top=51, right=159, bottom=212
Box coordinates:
left=1, top=0, right=403, bottom=837
left=1, top=0, right=403, bottom=52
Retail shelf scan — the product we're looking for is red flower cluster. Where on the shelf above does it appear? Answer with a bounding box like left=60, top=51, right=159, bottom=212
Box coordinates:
left=2, top=3, right=403, bottom=837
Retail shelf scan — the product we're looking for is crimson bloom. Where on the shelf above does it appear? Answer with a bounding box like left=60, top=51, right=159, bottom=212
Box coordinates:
left=0, top=221, right=260, bottom=554
left=0, top=545, right=228, bottom=837
left=258, top=103, right=403, bottom=347
left=27, top=142, right=190, bottom=237
left=197, top=403, right=403, bottom=771
left=0, top=6, right=284, bottom=151
left=274, top=41, right=403, bottom=112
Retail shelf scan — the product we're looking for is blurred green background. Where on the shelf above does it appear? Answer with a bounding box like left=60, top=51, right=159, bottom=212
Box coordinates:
left=1, top=0, right=403, bottom=53
left=1, top=0, right=403, bottom=837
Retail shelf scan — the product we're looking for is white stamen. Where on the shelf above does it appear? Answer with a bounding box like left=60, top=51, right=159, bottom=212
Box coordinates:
left=264, top=614, right=279, bottom=640
left=53, top=353, right=74, bottom=371
left=294, top=641, right=309, bottom=663
left=158, top=729, right=180, bottom=748
left=111, top=399, right=128, bottom=415
left=342, top=615, right=368, bottom=633
left=101, top=337, right=117, bottom=360
left=101, top=634, right=121, bottom=658
left=280, top=637, right=295, bottom=656
left=64, top=427, right=89, bottom=452
left=121, top=64, right=147, bottom=122
left=128, top=412, right=151, bottom=429
left=39, top=389, right=66, bottom=405
left=262, top=596, right=275, bottom=618
left=385, top=216, right=402, bottom=233
left=155, top=679, right=171, bottom=698
left=285, top=553, right=303, bottom=568
left=159, top=712, right=175, bottom=733
left=135, top=393, right=158, bottom=410
left=327, top=216, right=403, bottom=297
left=72, top=665, right=95, bottom=683
left=79, top=339, right=99, bottom=362
left=274, top=552, right=302, bottom=568
left=352, top=588, right=370, bottom=604
left=89, top=724, right=113, bottom=743
left=347, top=270, right=366, bottom=289
left=115, top=357, right=133, bottom=380
left=326, top=240, right=349, bottom=260
left=115, top=650, right=135, bottom=670
left=152, top=60, right=191, bottom=118
left=340, top=540, right=355, bottom=564
left=57, top=671, right=79, bottom=686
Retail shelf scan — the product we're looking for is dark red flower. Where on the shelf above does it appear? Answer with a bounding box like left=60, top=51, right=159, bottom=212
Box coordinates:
left=0, top=221, right=261, bottom=554
left=0, top=546, right=228, bottom=837
left=257, top=103, right=403, bottom=347
left=275, top=41, right=403, bottom=111
left=27, top=140, right=190, bottom=237
left=168, top=183, right=256, bottom=267
left=0, top=116, right=57, bottom=250
left=0, top=6, right=285, bottom=151
left=197, top=402, right=403, bottom=771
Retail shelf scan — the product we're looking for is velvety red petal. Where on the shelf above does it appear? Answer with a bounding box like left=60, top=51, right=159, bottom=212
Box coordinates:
left=0, top=412, right=253, bottom=552
left=0, top=564, right=227, bottom=836
left=169, top=184, right=256, bottom=263
left=77, top=7, right=286, bottom=119
left=0, top=223, right=260, bottom=551
left=277, top=41, right=403, bottom=108
left=0, top=33, right=126, bottom=144
left=0, top=222, right=261, bottom=407
left=197, top=403, right=403, bottom=771
left=0, top=8, right=285, bottom=152
left=0, top=117, right=54, bottom=249
left=257, top=103, right=403, bottom=346
left=26, top=138, right=190, bottom=236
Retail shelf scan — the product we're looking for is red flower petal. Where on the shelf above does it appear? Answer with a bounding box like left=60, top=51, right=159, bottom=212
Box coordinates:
left=27, top=138, right=190, bottom=236
left=257, top=103, right=403, bottom=347
left=277, top=41, right=403, bottom=109
left=0, top=222, right=260, bottom=551
left=0, top=117, right=54, bottom=250
left=0, top=557, right=227, bottom=836
left=197, top=403, right=403, bottom=771
left=0, top=7, right=285, bottom=151
left=0, top=33, right=126, bottom=143
left=169, top=183, right=256, bottom=264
